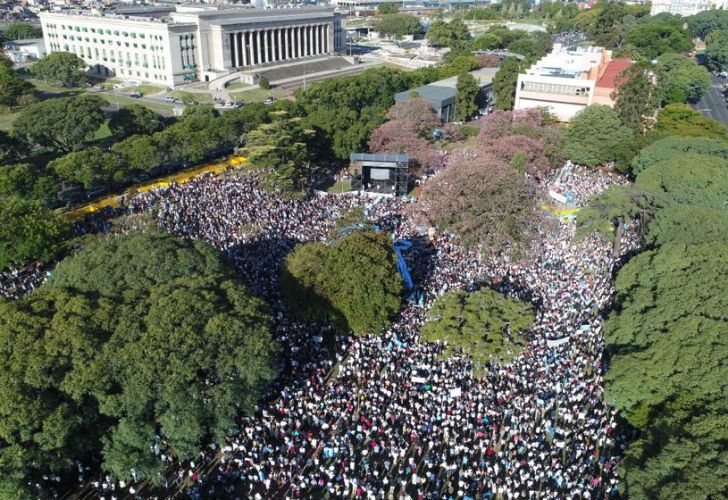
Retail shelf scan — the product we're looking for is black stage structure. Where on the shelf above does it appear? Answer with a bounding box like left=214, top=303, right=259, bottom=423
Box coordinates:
left=349, top=153, right=409, bottom=197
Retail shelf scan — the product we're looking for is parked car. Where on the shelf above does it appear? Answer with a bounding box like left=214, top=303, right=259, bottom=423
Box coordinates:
left=129, top=91, right=142, bottom=98
left=263, top=96, right=276, bottom=105
left=164, top=96, right=175, bottom=103
left=233, top=100, right=245, bottom=108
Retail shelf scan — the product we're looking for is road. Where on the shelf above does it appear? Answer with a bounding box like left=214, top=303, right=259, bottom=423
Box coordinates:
left=693, top=76, right=728, bottom=126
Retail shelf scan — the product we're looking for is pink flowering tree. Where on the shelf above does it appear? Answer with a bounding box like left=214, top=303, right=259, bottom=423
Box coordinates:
left=368, top=119, right=442, bottom=174
left=415, top=153, right=541, bottom=253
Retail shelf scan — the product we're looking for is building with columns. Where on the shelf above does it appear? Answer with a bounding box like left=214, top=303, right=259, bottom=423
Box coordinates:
left=39, top=5, right=346, bottom=87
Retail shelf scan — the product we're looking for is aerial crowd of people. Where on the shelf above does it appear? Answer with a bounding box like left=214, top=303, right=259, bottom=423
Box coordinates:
left=1, top=162, right=639, bottom=499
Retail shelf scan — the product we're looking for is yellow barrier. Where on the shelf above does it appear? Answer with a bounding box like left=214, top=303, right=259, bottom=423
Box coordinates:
left=540, top=204, right=581, bottom=217
left=64, top=155, right=247, bottom=220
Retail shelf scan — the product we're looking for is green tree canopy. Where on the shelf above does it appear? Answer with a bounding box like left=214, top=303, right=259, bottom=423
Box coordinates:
left=421, top=288, right=534, bottom=365
left=240, top=112, right=315, bottom=191
left=564, top=105, right=633, bottom=166
left=576, top=184, right=653, bottom=256
left=0, top=196, right=69, bottom=269
left=377, top=2, right=399, bottom=15
left=281, top=230, right=402, bottom=335
left=453, top=72, right=479, bottom=122
left=48, top=146, right=123, bottom=190
left=705, top=29, right=728, bottom=72
left=604, top=242, right=728, bottom=499
left=653, top=103, right=727, bottom=140
left=687, top=8, right=728, bottom=39
left=375, top=14, right=423, bottom=39
left=0, top=162, right=56, bottom=203
left=631, top=136, right=728, bottom=175
left=612, top=63, right=655, bottom=131
left=30, top=52, right=86, bottom=87
left=0, top=63, right=35, bottom=108
left=13, top=94, right=105, bottom=153
left=111, top=134, right=163, bottom=173
left=2, top=22, right=41, bottom=41
left=646, top=205, right=728, bottom=246
left=492, top=57, right=522, bottom=110
left=108, top=104, right=164, bottom=139
left=426, top=19, right=470, bottom=48
left=654, top=53, right=712, bottom=105
left=635, top=153, right=728, bottom=208
left=0, top=233, right=278, bottom=493
left=625, top=22, right=693, bottom=60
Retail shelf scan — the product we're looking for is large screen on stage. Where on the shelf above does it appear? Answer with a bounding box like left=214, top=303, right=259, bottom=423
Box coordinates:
left=370, top=168, right=390, bottom=181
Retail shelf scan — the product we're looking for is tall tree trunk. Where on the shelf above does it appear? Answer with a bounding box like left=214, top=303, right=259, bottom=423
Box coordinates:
left=613, top=217, right=623, bottom=260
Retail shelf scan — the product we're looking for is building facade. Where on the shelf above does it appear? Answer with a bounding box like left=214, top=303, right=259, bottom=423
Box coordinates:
left=650, top=0, right=728, bottom=16
left=39, top=5, right=346, bottom=87
left=514, top=44, right=632, bottom=122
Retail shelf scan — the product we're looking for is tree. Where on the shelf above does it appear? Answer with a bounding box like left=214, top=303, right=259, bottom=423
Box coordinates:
left=0, top=63, right=35, bottom=108
left=453, top=72, right=479, bottom=122
left=426, top=19, right=470, bottom=48
left=625, top=23, right=692, bottom=60
left=653, top=103, right=727, bottom=140
left=368, top=119, right=442, bottom=173
left=48, top=147, right=123, bottom=190
left=635, top=153, right=728, bottom=209
left=604, top=242, right=728, bottom=499
left=483, top=134, right=557, bottom=178
left=417, top=153, right=540, bottom=253
left=687, top=9, right=728, bottom=39
left=492, top=57, right=522, bottom=110
left=378, top=2, right=399, bottom=15
left=240, top=112, right=315, bottom=191
left=2, top=23, right=41, bottom=41
left=386, top=98, right=439, bottom=132
left=281, top=230, right=402, bottom=335
left=0, top=196, right=69, bottom=269
left=0, top=130, right=25, bottom=163
left=576, top=184, right=653, bottom=257
left=111, top=134, right=162, bottom=173
left=375, top=14, right=423, bottom=39
left=258, top=75, right=270, bottom=89
left=612, top=63, right=655, bottom=131
left=0, top=233, right=277, bottom=492
left=654, top=53, right=711, bottom=105
left=13, top=94, right=105, bottom=153
left=631, top=136, right=728, bottom=175
left=0, top=163, right=56, bottom=203
left=421, top=288, right=534, bottom=365
left=31, top=52, right=86, bottom=87
left=646, top=205, right=728, bottom=246
left=108, top=104, right=164, bottom=139
left=564, top=105, right=633, bottom=166
left=705, top=29, right=728, bottom=72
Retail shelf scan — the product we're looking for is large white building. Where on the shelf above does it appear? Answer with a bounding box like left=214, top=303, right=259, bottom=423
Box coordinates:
left=514, top=44, right=633, bottom=122
left=650, top=0, right=728, bottom=16
left=39, top=5, right=346, bottom=87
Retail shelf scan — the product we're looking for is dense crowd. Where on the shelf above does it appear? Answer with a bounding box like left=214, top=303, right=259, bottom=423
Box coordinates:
left=5, top=163, right=638, bottom=499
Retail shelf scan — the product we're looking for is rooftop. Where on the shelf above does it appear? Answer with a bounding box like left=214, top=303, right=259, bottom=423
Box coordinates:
left=351, top=153, right=409, bottom=163
left=595, top=59, right=634, bottom=90
left=394, top=67, right=498, bottom=106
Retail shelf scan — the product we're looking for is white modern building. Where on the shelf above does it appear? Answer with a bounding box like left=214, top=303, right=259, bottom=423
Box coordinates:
left=650, top=0, right=728, bottom=16
left=39, top=5, right=346, bottom=87
left=514, top=44, right=633, bottom=121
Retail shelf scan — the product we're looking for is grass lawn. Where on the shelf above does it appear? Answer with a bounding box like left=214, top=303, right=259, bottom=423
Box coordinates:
left=325, top=179, right=352, bottom=194
left=170, top=90, right=213, bottom=103
left=93, top=120, right=112, bottom=141
left=0, top=109, right=20, bottom=131
left=133, top=84, right=165, bottom=96
left=225, top=80, right=250, bottom=91
left=29, top=80, right=84, bottom=96
left=230, top=87, right=289, bottom=103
